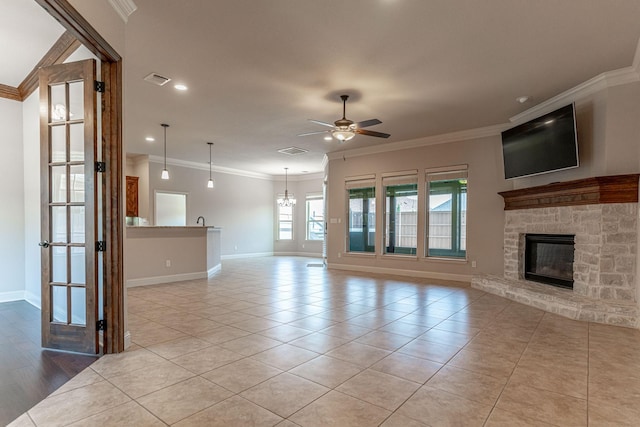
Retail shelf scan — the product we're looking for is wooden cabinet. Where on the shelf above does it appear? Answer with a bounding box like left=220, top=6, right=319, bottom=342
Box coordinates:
left=126, top=176, right=139, bottom=217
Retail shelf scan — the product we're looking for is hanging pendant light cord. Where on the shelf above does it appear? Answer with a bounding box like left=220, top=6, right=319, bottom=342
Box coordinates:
left=208, top=142, right=213, bottom=180
left=162, top=123, right=169, bottom=169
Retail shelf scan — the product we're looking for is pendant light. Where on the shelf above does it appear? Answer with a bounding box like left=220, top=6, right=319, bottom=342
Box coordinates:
left=207, top=142, right=215, bottom=189
left=161, top=123, right=170, bottom=180
left=277, top=167, right=296, bottom=207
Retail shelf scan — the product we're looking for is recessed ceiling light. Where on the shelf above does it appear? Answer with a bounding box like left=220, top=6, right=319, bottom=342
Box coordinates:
left=145, top=136, right=155, bottom=142
left=174, top=84, right=188, bottom=91
left=516, top=96, right=530, bottom=104
left=323, top=135, right=332, bottom=141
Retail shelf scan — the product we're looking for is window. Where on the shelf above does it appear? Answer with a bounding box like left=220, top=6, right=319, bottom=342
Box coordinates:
left=383, top=174, right=418, bottom=255
left=277, top=203, right=293, bottom=240
left=346, top=178, right=376, bottom=253
left=155, top=191, right=187, bottom=226
left=427, top=168, right=467, bottom=258
left=306, top=194, right=324, bottom=241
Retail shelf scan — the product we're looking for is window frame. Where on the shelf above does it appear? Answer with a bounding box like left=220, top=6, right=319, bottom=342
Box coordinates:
left=425, top=167, right=468, bottom=260
left=382, top=173, right=418, bottom=256
left=276, top=202, right=294, bottom=241
left=345, top=176, right=376, bottom=254
left=305, top=193, right=324, bottom=241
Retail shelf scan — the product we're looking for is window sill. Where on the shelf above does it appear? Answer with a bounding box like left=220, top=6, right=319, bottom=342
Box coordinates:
left=381, top=254, right=419, bottom=261
left=343, top=252, right=376, bottom=258
left=422, top=256, right=468, bottom=264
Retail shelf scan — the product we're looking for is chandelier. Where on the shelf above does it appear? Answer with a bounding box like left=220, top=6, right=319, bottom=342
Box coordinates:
left=277, top=167, right=296, bottom=207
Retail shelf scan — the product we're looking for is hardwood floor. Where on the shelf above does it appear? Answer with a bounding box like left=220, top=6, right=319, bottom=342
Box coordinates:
left=0, top=301, right=98, bottom=426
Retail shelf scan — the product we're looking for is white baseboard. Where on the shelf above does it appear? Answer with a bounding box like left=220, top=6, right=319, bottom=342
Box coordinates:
left=25, top=291, right=41, bottom=309
left=0, top=290, right=25, bottom=303
left=221, top=252, right=274, bottom=260
left=326, top=262, right=472, bottom=283
left=126, top=271, right=208, bottom=287
left=208, top=264, right=222, bottom=277
left=273, top=252, right=323, bottom=258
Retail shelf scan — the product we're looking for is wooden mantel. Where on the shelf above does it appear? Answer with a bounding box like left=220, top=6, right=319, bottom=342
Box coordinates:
left=499, top=174, right=640, bottom=210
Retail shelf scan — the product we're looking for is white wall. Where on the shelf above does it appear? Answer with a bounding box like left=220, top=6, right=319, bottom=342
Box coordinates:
left=23, top=91, right=41, bottom=305
left=0, top=98, right=25, bottom=301
left=144, top=162, right=276, bottom=257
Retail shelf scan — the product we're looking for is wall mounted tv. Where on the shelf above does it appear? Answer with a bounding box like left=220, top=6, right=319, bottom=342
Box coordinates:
left=501, top=103, right=578, bottom=179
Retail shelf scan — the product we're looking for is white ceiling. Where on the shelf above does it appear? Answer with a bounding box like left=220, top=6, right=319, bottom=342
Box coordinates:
left=0, top=0, right=65, bottom=86
left=4, top=0, right=640, bottom=176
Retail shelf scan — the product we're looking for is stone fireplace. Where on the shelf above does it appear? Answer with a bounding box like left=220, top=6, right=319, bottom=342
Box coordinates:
left=472, top=174, right=640, bottom=328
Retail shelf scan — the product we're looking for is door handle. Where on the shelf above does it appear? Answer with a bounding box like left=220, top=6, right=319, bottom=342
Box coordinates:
left=39, top=240, right=50, bottom=248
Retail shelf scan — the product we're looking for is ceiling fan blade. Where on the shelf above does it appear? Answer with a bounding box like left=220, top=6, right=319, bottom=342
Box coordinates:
left=356, top=129, right=391, bottom=138
left=356, top=118, right=382, bottom=128
left=308, top=119, right=335, bottom=128
left=298, top=130, right=330, bottom=137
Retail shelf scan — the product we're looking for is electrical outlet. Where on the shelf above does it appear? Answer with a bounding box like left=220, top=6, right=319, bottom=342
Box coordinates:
left=165, top=259, right=171, bottom=267
left=471, top=260, right=477, bottom=268
left=234, top=245, right=238, bottom=251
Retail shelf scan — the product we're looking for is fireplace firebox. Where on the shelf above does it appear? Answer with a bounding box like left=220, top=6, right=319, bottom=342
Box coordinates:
left=524, top=234, right=575, bottom=289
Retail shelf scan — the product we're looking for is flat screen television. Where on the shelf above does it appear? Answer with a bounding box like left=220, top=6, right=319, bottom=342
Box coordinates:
left=501, top=103, right=578, bottom=179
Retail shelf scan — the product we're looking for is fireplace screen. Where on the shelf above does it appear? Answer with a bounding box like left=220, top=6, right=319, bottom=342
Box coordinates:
left=524, top=234, right=575, bottom=289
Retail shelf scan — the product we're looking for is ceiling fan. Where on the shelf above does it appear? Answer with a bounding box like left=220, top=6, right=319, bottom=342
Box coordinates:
left=298, top=94, right=390, bottom=142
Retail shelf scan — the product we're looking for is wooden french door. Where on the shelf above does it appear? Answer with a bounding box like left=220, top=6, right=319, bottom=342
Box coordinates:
left=39, top=59, right=99, bottom=354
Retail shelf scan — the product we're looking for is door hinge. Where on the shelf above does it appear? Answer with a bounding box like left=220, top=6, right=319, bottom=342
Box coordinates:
left=94, top=80, right=105, bottom=93
left=95, top=161, right=106, bottom=172
left=96, top=241, right=106, bottom=252
left=96, top=319, right=106, bottom=331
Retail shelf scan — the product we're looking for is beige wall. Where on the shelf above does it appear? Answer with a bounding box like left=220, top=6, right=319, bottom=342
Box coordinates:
left=147, top=162, right=276, bottom=257
left=126, top=227, right=207, bottom=282
left=68, top=0, right=126, bottom=56
left=273, top=175, right=324, bottom=256
left=125, top=155, right=150, bottom=220
left=326, top=135, right=506, bottom=280
left=326, top=81, right=640, bottom=281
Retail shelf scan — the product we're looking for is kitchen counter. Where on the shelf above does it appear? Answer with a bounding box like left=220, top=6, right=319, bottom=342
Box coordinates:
left=125, top=226, right=221, bottom=287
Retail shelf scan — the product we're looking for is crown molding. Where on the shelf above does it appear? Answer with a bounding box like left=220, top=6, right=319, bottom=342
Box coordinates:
left=325, top=123, right=507, bottom=162
left=148, top=155, right=324, bottom=181
left=274, top=172, right=324, bottom=182
left=510, top=37, right=640, bottom=124
left=107, top=0, right=137, bottom=22
left=0, top=84, right=21, bottom=101
left=148, top=155, right=272, bottom=180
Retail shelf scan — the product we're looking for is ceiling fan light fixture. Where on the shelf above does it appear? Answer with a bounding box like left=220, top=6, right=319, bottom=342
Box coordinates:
left=332, top=128, right=355, bottom=141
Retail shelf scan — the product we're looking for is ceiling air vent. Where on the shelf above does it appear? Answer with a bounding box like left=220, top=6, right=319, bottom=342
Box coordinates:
left=278, top=146, right=308, bottom=156
left=143, top=72, right=171, bottom=86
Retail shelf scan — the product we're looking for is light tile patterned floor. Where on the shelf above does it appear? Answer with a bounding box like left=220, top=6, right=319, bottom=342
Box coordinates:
left=11, top=257, right=640, bottom=426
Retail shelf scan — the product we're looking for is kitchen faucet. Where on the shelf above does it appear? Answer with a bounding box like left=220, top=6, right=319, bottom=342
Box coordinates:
left=196, top=216, right=205, bottom=226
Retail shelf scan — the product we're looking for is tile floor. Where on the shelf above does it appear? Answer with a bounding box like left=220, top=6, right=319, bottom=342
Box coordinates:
left=10, top=256, right=640, bottom=426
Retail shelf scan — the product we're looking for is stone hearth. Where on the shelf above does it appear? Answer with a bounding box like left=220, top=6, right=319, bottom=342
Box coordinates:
left=472, top=174, right=640, bottom=328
